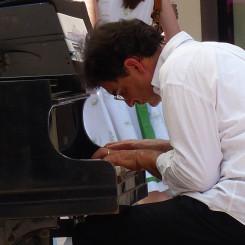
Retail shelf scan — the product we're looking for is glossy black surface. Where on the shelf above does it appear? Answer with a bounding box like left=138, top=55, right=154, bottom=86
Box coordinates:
left=0, top=0, right=147, bottom=219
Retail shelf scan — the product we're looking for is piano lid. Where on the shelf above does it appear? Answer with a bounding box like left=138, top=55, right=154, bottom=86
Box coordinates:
left=0, top=0, right=91, bottom=81
left=0, top=0, right=148, bottom=219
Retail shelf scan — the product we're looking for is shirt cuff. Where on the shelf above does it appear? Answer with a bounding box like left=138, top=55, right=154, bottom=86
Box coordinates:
left=156, top=150, right=177, bottom=196
left=156, top=150, right=174, bottom=180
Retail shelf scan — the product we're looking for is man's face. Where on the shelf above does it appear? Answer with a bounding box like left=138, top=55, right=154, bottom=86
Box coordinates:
left=101, top=56, right=161, bottom=107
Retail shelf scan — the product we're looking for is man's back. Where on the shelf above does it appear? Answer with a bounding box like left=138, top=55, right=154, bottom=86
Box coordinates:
left=160, top=35, right=245, bottom=224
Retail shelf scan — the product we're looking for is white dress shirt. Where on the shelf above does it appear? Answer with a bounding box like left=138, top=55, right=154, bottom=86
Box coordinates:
left=152, top=31, right=245, bottom=225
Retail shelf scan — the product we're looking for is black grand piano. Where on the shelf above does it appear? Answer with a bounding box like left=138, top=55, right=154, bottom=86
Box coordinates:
left=0, top=1, right=147, bottom=244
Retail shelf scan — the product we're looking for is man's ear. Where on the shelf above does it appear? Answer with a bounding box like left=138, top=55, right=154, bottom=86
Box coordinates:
left=124, top=57, right=146, bottom=74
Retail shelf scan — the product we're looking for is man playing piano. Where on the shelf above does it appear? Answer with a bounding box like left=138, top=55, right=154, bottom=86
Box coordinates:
left=73, top=0, right=245, bottom=244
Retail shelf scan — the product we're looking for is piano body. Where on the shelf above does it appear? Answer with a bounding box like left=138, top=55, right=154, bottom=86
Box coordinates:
left=0, top=1, right=147, bottom=244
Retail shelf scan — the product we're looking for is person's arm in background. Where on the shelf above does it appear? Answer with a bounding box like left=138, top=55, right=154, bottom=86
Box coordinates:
left=160, top=0, right=181, bottom=42
left=83, top=0, right=98, bottom=27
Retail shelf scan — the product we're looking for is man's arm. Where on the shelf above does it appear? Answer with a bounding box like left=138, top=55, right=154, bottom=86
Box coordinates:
left=160, top=0, right=181, bottom=42
left=83, top=0, right=98, bottom=27
left=105, top=139, right=172, bottom=152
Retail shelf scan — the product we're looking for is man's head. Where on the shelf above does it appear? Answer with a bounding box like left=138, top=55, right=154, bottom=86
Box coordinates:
left=83, top=19, right=163, bottom=106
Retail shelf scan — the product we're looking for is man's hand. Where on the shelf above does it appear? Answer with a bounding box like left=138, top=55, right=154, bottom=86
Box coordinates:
left=91, top=147, right=163, bottom=179
left=92, top=147, right=140, bottom=170
left=105, top=139, right=172, bottom=152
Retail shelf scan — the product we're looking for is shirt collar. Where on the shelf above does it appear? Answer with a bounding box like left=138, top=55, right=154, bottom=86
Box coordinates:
left=151, top=31, right=193, bottom=95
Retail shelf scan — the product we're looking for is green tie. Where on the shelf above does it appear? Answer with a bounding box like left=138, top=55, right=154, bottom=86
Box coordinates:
left=135, top=104, right=155, bottom=139
left=135, top=103, right=160, bottom=183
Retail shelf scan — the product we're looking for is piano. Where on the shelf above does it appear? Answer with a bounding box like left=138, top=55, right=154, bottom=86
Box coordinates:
left=0, top=0, right=147, bottom=244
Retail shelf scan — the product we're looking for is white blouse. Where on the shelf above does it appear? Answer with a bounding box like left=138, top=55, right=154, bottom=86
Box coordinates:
left=97, top=0, right=154, bottom=25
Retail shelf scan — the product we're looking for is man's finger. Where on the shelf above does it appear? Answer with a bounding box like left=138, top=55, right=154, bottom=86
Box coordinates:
left=91, top=147, right=109, bottom=159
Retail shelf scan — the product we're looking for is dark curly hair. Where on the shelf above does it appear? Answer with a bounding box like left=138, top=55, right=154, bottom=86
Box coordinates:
left=83, top=19, right=163, bottom=89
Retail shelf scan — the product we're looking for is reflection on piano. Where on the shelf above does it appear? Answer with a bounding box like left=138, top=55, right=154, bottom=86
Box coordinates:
left=0, top=0, right=147, bottom=244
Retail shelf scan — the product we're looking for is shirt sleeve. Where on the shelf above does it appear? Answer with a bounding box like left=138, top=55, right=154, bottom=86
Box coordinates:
left=156, top=82, right=223, bottom=196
